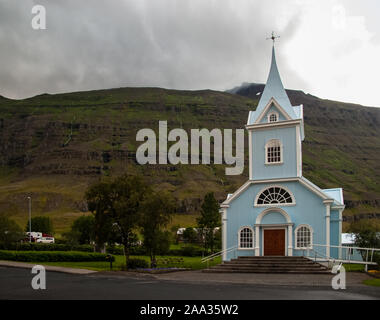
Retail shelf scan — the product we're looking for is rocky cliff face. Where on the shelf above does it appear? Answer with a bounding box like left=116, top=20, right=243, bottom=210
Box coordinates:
left=0, top=86, right=379, bottom=231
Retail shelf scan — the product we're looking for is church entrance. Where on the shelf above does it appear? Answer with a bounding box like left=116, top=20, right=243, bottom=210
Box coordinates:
left=263, top=229, right=285, bottom=256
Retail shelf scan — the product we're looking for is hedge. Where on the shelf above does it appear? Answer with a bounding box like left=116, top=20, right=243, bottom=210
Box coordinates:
left=0, top=250, right=114, bottom=262
left=126, top=258, right=149, bottom=269
left=0, top=243, right=208, bottom=257
left=0, top=243, right=94, bottom=252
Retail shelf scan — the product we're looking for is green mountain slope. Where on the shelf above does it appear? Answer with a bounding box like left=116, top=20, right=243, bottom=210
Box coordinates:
left=0, top=86, right=379, bottom=233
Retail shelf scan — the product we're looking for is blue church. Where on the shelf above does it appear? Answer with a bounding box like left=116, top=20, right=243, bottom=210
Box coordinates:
left=220, top=43, right=345, bottom=261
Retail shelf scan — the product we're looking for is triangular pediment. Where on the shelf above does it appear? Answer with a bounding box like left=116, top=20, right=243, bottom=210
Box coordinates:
left=254, top=97, right=292, bottom=124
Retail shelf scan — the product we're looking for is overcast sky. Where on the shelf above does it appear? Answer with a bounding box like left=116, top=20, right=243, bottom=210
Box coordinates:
left=1, top=0, right=380, bottom=107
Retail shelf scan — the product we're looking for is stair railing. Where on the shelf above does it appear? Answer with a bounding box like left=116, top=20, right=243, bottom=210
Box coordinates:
left=304, top=247, right=336, bottom=269
left=201, top=245, right=238, bottom=268
left=304, top=243, right=380, bottom=271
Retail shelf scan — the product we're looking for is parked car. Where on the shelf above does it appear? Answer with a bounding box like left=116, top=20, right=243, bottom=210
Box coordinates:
left=36, top=237, right=55, bottom=244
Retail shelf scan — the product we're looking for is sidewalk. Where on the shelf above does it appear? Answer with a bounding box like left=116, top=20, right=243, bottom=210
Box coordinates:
left=151, top=269, right=374, bottom=287
left=0, top=260, right=97, bottom=275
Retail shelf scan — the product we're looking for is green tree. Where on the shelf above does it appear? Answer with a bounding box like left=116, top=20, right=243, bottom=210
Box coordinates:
left=86, top=175, right=151, bottom=265
left=197, top=192, right=220, bottom=253
left=183, top=227, right=198, bottom=244
left=86, top=181, right=116, bottom=252
left=0, top=215, right=24, bottom=248
left=65, top=215, right=95, bottom=245
left=140, top=191, right=175, bottom=267
left=25, top=216, right=53, bottom=234
left=349, top=220, right=380, bottom=265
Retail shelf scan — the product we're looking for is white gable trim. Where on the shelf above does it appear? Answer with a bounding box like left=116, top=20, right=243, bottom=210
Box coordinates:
left=222, top=177, right=335, bottom=207
left=254, top=98, right=292, bottom=124
left=221, top=180, right=252, bottom=207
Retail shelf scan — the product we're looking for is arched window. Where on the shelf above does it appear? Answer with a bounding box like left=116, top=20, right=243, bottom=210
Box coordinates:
left=295, top=225, right=313, bottom=249
left=268, top=112, right=278, bottom=123
left=239, top=227, right=253, bottom=249
left=256, top=186, right=295, bottom=206
left=265, top=139, right=282, bottom=164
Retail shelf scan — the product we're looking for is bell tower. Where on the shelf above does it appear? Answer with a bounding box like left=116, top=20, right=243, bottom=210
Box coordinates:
left=246, top=34, right=304, bottom=181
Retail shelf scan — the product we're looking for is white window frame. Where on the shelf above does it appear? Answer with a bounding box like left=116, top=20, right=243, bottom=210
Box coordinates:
left=294, top=224, right=313, bottom=250
left=267, top=111, right=279, bottom=123
left=254, top=185, right=296, bottom=207
left=265, top=139, right=283, bottom=165
left=238, top=226, right=254, bottom=250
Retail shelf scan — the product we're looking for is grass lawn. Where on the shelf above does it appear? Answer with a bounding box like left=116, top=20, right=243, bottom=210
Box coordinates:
left=26, top=255, right=221, bottom=272
left=363, top=278, right=380, bottom=287
left=343, top=264, right=365, bottom=272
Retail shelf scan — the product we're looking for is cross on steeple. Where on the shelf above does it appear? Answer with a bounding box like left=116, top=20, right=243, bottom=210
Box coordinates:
left=266, top=31, right=280, bottom=45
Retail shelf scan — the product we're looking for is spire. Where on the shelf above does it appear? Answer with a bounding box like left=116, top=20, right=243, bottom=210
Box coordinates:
left=253, top=41, right=297, bottom=120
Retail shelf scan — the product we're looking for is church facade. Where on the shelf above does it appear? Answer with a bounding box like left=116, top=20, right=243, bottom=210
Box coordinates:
left=221, top=45, right=345, bottom=261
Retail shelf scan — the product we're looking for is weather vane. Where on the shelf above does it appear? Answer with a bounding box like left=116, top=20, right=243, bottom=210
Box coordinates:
left=266, top=31, right=280, bottom=45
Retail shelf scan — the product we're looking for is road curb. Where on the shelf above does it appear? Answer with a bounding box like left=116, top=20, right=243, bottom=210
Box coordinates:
left=0, top=260, right=98, bottom=275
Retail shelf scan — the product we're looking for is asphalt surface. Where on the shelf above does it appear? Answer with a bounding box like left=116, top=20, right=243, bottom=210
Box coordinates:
left=1, top=266, right=379, bottom=300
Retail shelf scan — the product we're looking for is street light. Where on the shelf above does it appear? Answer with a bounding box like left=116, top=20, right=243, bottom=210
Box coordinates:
left=27, top=196, right=31, bottom=243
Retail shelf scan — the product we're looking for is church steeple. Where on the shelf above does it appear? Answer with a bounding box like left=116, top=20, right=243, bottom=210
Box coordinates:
left=248, top=40, right=297, bottom=124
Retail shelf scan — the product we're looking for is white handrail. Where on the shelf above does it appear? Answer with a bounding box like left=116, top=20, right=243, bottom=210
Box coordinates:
left=201, top=245, right=238, bottom=263
left=312, top=243, right=380, bottom=252
left=304, top=243, right=380, bottom=271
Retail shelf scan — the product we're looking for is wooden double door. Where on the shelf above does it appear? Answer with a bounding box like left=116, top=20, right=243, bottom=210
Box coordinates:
left=264, top=229, right=285, bottom=256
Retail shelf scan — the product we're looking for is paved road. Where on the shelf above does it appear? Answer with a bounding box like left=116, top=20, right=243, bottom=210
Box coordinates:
left=0, top=266, right=379, bottom=300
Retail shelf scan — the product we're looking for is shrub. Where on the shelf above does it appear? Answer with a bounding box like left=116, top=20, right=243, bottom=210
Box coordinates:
left=167, top=245, right=203, bottom=257
left=105, top=245, right=146, bottom=255
left=0, top=250, right=113, bottom=262
left=106, top=245, right=124, bottom=255
left=0, top=243, right=94, bottom=252
left=179, top=245, right=202, bottom=257
left=126, top=258, right=149, bottom=269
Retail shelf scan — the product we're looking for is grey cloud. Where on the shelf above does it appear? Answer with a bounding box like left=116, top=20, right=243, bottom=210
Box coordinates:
left=0, top=0, right=305, bottom=99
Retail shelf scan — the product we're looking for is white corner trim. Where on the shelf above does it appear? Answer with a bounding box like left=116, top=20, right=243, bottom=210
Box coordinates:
left=249, top=130, right=253, bottom=180
left=296, top=124, right=301, bottom=177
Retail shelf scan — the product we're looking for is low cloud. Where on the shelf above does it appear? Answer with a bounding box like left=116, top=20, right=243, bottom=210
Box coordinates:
left=0, top=0, right=379, bottom=107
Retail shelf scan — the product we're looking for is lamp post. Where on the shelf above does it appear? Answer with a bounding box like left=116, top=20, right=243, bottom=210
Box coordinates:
left=27, top=196, right=31, bottom=243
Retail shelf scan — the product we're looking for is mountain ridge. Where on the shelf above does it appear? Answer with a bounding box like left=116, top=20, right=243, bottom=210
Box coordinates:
left=0, top=85, right=379, bottom=233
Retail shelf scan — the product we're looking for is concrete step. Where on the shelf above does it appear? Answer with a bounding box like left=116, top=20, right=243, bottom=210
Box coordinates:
left=236, top=257, right=310, bottom=261
left=203, top=256, right=330, bottom=274
left=220, top=264, right=327, bottom=270
left=226, top=261, right=318, bottom=265
left=203, top=269, right=331, bottom=274
left=211, top=266, right=327, bottom=270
